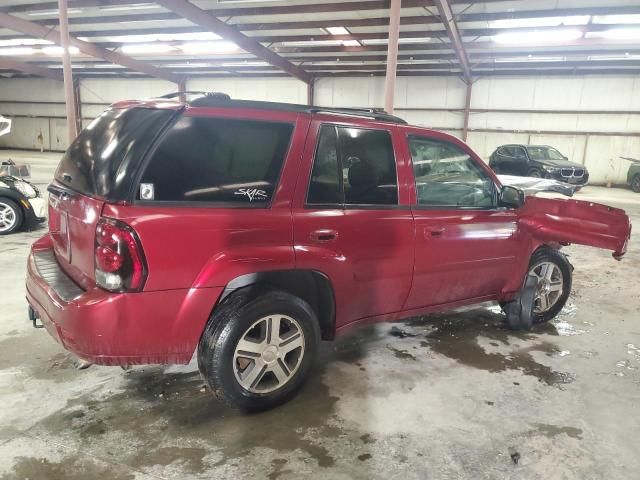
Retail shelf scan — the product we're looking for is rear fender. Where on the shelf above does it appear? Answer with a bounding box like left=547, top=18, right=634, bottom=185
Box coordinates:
left=519, top=197, right=632, bottom=260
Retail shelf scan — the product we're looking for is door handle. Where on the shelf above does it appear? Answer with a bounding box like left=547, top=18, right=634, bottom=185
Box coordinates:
left=310, top=229, right=338, bottom=243
left=424, top=226, right=445, bottom=238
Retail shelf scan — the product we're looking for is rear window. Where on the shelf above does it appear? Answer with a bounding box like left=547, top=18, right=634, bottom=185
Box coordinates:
left=55, top=108, right=175, bottom=199
left=138, top=116, right=294, bottom=205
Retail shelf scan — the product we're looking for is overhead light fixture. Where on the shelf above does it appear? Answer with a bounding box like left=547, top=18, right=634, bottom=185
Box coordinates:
left=342, top=40, right=361, bottom=47
left=178, top=41, right=239, bottom=54
left=598, top=28, right=640, bottom=40
left=42, top=46, right=80, bottom=55
left=164, top=62, right=212, bottom=68
left=107, top=32, right=220, bottom=43
left=99, top=3, right=160, bottom=11
left=494, top=56, right=565, bottom=62
left=47, top=63, right=86, bottom=69
left=280, top=40, right=343, bottom=47
left=93, top=64, right=126, bottom=69
left=0, top=39, right=52, bottom=47
left=27, top=8, right=82, bottom=16
left=121, top=43, right=174, bottom=54
left=362, top=37, right=431, bottom=45
left=493, top=29, right=583, bottom=44
left=593, top=14, right=640, bottom=24
left=588, top=53, right=640, bottom=60
left=0, top=47, right=36, bottom=55
left=222, top=61, right=270, bottom=67
left=326, top=26, right=350, bottom=35
left=489, top=16, right=590, bottom=28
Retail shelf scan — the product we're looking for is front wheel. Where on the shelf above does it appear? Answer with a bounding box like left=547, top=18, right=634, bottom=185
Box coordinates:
left=631, top=174, right=640, bottom=193
left=197, top=290, right=319, bottom=411
left=528, top=247, right=572, bottom=323
left=528, top=168, right=544, bottom=178
left=0, top=198, right=23, bottom=235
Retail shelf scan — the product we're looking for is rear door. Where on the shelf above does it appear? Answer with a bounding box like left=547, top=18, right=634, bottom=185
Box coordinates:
left=293, top=118, right=414, bottom=328
left=402, top=132, right=521, bottom=308
left=49, top=107, right=177, bottom=287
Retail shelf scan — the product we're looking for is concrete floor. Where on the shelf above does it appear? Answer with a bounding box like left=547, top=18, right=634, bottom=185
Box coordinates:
left=1, top=150, right=640, bottom=479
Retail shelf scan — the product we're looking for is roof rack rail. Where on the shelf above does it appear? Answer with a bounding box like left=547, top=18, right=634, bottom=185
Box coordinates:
left=154, top=91, right=406, bottom=124
left=159, top=91, right=231, bottom=102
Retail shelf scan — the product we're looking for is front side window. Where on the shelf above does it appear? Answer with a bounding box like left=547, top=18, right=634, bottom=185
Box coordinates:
left=139, top=116, right=293, bottom=204
left=307, top=125, right=398, bottom=206
left=409, top=136, right=496, bottom=208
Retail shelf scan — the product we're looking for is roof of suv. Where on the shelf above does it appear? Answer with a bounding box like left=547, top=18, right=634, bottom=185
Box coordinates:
left=110, top=91, right=408, bottom=125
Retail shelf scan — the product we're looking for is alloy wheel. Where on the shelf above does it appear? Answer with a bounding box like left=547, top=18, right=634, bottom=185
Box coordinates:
left=233, top=314, right=305, bottom=394
left=529, top=261, right=564, bottom=314
left=0, top=202, right=17, bottom=233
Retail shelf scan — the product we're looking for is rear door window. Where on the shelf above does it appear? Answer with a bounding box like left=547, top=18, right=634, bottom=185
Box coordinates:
left=139, top=116, right=294, bottom=205
left=306, top=124, right=398, bottom=207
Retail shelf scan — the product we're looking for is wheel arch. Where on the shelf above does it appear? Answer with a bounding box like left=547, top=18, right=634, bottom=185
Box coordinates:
left=217, top=269, right=336, bottom=341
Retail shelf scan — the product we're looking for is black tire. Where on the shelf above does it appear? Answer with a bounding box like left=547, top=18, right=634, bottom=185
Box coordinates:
left=631, top=174, right=640, bottom=193
left=0, top=197, right=24, bottom=235
left=528, top=247, right=572, bottom=324
left=197, top=289, right=320, bottom=411
left=528, top=168, right=543, bottom=178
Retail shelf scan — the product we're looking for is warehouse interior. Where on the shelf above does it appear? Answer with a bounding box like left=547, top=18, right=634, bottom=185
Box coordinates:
left=0, top=0, right=639, bottom=479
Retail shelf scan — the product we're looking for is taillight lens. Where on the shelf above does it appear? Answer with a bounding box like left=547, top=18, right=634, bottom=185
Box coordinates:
left=95, top=218, right=147, bottom=292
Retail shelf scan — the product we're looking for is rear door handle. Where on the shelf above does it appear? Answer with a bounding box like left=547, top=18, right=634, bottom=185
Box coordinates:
left=424, top=226, right=445, bottom=238
left=310, top=229, right=338, bottom=243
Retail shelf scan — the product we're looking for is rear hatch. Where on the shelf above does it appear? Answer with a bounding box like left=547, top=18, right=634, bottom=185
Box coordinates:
left=48, top=105, right=179, bottom=287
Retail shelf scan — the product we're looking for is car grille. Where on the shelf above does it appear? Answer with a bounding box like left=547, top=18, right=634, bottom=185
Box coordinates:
left=561, top=168, right=584, bottom=178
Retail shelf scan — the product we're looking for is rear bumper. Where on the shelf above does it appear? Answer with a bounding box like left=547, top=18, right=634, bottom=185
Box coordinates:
left=25, top=234, right=222, bottom=365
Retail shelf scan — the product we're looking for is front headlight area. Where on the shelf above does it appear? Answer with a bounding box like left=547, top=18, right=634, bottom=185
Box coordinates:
left=13, top=180, right=38, bottom=199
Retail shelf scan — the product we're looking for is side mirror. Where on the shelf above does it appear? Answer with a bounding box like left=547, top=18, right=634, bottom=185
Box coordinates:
left=500, top=185, right=525, bottom=208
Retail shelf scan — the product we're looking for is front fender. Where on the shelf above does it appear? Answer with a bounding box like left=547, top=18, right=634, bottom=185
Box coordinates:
left=519, top=197, right=631, bottom=260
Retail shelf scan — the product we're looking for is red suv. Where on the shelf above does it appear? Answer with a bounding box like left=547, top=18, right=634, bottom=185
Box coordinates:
left=26, top=93, right=631, bottom=410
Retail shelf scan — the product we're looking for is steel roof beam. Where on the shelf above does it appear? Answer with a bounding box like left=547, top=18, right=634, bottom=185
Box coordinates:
left=434, top=0, right=472, bottom=83
left=0, top=56, right=63, bottom=80
left=155, top=0, right=312, bottom=84
left=0, top=11, right=182, bottom=84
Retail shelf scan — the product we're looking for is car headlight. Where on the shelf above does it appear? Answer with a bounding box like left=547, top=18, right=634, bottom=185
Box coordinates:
left=13, top=180, right=37, bottom=198
left=542, top=165, right=560, bottom=173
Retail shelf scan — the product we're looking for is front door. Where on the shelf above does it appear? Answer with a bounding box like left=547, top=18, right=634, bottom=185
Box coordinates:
left=293, top=120, right=414, bottom=329
left=403, top=134, right=521, bottom=309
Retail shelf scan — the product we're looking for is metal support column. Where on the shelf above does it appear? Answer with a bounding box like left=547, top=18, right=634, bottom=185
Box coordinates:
left=383, top=0, right=401, bottom=114
left=462, top=81, right=472, bottom=142
left=307, top=79, right=315, bottom=106
left=58, top=0, right=78, bottom=143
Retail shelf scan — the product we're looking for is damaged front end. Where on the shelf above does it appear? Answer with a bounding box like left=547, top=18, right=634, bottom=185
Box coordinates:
left=519, top=196, right=632, bottom=260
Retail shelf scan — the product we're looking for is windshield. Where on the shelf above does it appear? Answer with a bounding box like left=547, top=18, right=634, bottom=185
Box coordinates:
left=526, top=146, right=565, bottom=161
left=55, top=107, right=175, bottom=199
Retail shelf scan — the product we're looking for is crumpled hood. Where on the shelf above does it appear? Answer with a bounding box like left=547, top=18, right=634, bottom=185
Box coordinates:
left=519, top=196, right=631, bottom=260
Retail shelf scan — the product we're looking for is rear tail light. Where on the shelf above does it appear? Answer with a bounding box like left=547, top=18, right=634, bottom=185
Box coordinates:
left=95, top=218, right=147, bottom=292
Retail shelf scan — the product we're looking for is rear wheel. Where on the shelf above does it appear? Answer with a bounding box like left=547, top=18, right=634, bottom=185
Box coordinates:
left=0, top=198, right=23, bottom=235
left=198, top=290, right=319, bottom=411
left=528, top=248, right=572, bottom=323
left=631, top=174, right=640, bottom=193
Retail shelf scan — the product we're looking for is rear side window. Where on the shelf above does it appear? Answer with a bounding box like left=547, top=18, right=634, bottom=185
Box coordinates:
left=307, top=125, right=398, bottom=206
left=55, top=108, right=175, bottom=199
left=139, top=116, right=294, bottom=204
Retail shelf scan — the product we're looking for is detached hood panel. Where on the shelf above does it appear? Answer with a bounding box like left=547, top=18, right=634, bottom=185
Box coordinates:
left=519, top=197, right=631, bottom=260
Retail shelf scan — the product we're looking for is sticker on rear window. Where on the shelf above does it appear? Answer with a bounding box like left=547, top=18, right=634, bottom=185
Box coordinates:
left=140, top=183, right=155, bottom=200
left=234, top=188, right=268, bottom=202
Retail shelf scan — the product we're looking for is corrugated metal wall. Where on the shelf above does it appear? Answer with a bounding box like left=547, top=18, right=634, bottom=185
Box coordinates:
left=1, top=75, right=638, bottom=184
